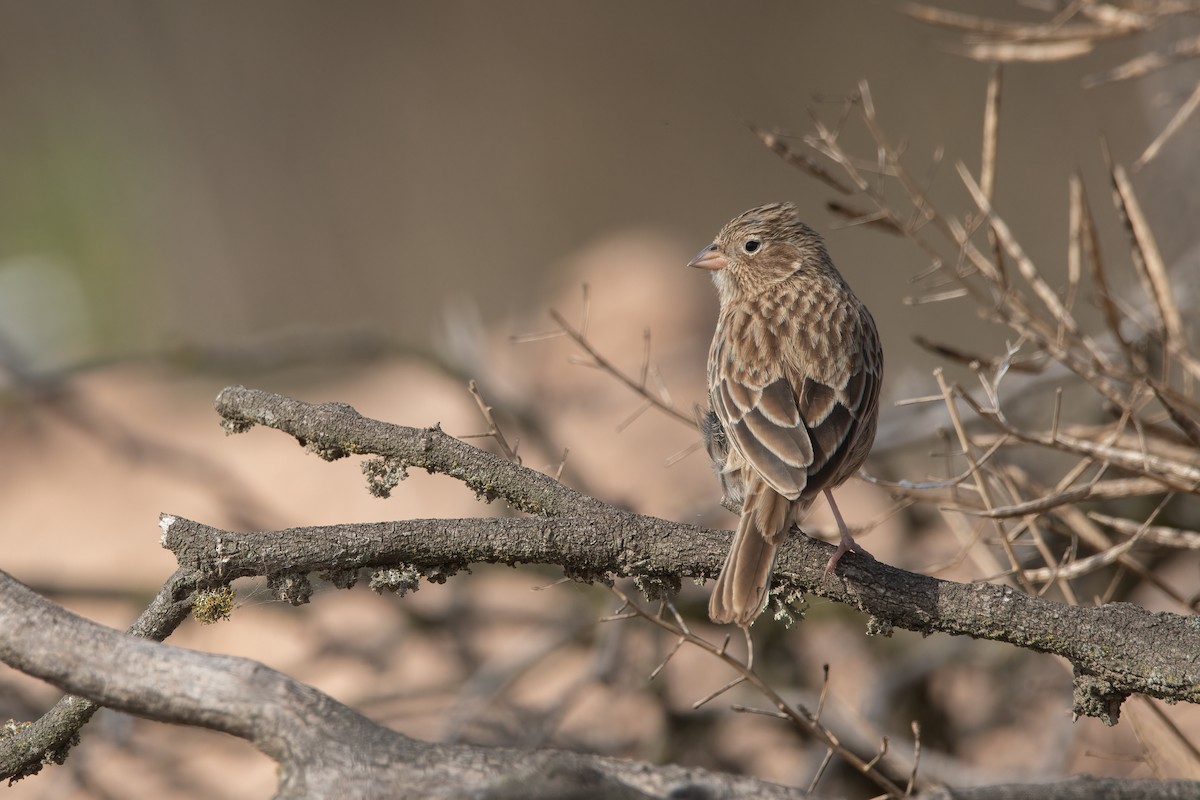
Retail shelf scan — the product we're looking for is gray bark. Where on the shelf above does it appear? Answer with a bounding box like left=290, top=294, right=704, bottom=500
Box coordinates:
left=200, top=386, right=1200, bottom=721
left=2, top=385, right=1199, bottom=798
left=0, top=568, right=807, bottom=799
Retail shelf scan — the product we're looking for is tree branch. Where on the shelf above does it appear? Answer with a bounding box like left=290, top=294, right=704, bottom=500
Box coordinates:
left=916, top=776, right=1200, bottom=800
left=0, top=568, right=812, bottom=799
left=208, top=387, right=1200, bottom=723
left=6, top=521, right=1200, bottom=798
left=5, top=385, right=1200, bottom=793
left=0, top=568, right=198, bottom=782
left=215, top=384, right=604, bottom=517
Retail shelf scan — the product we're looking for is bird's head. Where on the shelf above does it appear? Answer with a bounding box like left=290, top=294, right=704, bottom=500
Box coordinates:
left=688, top=202, right=831, bottom=305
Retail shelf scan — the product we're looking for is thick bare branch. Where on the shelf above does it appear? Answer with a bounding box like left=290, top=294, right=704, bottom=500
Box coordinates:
left=161, top=506, right=1200, bottom=725
left=202, top=387, right=1200, bottom=723
left=6, top=565, right=1197, bottom=799
left=0, top=569, right=810, bottom=800
left=214, top=384, right=605, bottom=517
left=0, top=568, right=198, bottom=782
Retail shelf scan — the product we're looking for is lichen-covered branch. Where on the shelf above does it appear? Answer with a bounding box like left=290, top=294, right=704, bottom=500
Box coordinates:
left=204, top=387, right=1200, bottom=722
left=215, top=384, right=604, bottom=517
left=0, top=568, right=810, bottom=800
left=0, top=569, right=197, bottom=782
left=5, top=384, right=1198, bottom=786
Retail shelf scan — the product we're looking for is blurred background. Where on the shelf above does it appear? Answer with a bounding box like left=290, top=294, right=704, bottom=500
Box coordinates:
left=1, top=2, right=1197, bottom=798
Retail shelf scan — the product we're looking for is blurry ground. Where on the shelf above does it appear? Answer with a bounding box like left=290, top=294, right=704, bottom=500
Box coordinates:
left=2, top=2, right=1199, bottom=798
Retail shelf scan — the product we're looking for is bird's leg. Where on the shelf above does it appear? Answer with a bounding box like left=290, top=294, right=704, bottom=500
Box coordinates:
left=822, top=488, right=874, bottom=573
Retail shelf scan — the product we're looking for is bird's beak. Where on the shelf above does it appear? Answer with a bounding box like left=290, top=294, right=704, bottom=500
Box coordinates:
left=688, top=243, right=727, bottom=271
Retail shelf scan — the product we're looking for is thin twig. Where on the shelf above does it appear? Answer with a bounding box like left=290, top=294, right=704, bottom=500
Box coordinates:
left=466, top=380, right=521, bottom=464
left=606, top=585, right=911, bottom=798
left=546, top=307, right=693, bottom=428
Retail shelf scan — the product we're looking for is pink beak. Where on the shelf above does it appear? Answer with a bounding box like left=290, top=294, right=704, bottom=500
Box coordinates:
left=688, top=243, right=728, bottom=271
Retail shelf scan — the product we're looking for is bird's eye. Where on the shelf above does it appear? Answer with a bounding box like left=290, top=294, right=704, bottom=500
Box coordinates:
left=742, top=239, right=761, bottom=254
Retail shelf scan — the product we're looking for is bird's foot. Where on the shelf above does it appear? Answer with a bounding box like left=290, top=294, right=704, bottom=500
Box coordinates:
left=823, top=533, right=874, bottom=574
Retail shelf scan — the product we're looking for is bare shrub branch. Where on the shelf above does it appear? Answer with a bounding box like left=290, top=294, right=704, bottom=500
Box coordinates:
left=0, top=569, right=810, bottom=800
left=756, top=68, right=1199, bottom=618
left=907, top=1, right=1200, bottom=166
left=197, top=387, right=1199, bottom=724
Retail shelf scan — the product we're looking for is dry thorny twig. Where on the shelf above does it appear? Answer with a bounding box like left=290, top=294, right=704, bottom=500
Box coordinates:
left=512, top=283, right=691, bottom=427
left=906, top=1, right=1200, bottom=171
left=751, top=65, right=1198, bottom=610
left=475, top=8, right=1200, bottom=785
left=502, top=63, right=1197, bottom=611
left=603, top=585, right=918, bottom=799
left=523, top=17, right=1197, bottom=786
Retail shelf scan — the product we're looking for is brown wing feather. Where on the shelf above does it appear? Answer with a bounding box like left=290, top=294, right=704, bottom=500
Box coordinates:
left=716, top=376, right=812, bottom=498
left=804, top=318, right=883, bottom=493
left=713, top=307, right=881, bottom=504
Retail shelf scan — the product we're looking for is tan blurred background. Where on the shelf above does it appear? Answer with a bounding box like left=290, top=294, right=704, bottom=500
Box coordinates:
left=2, top=2, right=1196, bottom=798
left=0, top=1, right=1167, bottom=371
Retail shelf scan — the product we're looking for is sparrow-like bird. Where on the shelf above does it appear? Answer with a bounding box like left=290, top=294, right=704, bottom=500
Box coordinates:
left=690, top=202, right=882, bottom=626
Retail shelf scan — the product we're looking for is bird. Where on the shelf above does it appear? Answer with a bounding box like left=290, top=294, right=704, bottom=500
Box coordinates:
left=689, top=202, right=883, bottom=627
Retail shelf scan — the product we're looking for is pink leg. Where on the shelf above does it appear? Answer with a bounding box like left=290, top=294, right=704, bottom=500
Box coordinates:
left=823, top=488, right=874, bottom=573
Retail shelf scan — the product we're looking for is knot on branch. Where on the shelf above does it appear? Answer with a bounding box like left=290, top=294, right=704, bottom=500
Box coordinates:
left=370, top=566, right=422, bottom=596
left=865, top=615, right=894, bottom=637
left=1073, top=671, right=1128, bottom=726
left=562, top=563, right=615, bottom=589
left=366, top=563, right=466, bottom=594
left=319, top=569, right=360, bottom=590
left=422, top=564, right=458, bottom=585
left=268, top=573, right=313, bottom=606
left=466, top=477, right=504, bottom=505
left=633, top=573, right=680, bottom=601
left=220, top=417, right=254, bottom=436
left=362, top=457, right=408, bottom=498
left=1, top=718, right=76, bottom=780
left=302, top=437, right=349, bottom=462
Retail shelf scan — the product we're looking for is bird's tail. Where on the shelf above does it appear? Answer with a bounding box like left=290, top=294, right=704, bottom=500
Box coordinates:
left=708, top=476, right=791, bottom=626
